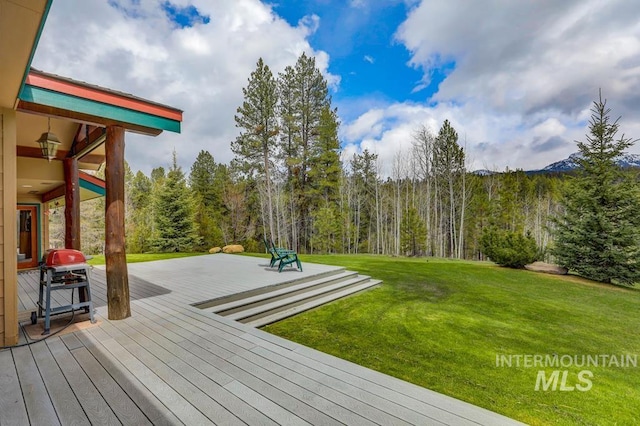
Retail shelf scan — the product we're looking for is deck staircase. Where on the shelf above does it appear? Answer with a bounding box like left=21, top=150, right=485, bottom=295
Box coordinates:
left=196, top=268, right=381, bottom=327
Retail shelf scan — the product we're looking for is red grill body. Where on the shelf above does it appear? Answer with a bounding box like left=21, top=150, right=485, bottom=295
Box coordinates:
left=43, top=249, right=87, bottom=267
left=36, top=249, right=95, bottom=335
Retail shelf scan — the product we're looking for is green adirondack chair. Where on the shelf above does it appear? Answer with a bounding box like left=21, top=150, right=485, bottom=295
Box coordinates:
left=264, top=237, right=302, bottom=272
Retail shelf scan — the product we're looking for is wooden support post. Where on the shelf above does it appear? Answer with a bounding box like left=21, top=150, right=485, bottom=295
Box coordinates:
left=105, top=126, right=130, bottom=320
left=63, top=158, right=81, bottom=250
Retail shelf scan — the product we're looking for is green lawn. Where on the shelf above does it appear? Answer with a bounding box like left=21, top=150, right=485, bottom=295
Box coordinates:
left=87, top=252, right=206, bottom=266
left=263, top=255, right=640, bottom=425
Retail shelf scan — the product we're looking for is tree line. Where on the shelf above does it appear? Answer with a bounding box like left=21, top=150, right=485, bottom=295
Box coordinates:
left=48, top=58, right=639, bottom=285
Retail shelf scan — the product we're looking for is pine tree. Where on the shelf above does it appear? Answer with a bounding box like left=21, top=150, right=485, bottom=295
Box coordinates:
left=190, top=150, right=225, bottom=249
left=277, top=52, right=331, bottom=251
left=480, top=227, right=538, bottom=268
left=433, top=120, right=465, bottom=257
left=232, top=58, right=278, bottom=240
left=308, top=105, right=342, bottom=206
left=128, top=170, right=153, bottom=253
left=152, top=151, right=201, bottom=252
left=311, top=205, right=339, bottom=253
left=400, top=206, right=427, bottom=256
left=552, top=92, right=640, bottom=285
left=190, top=150, right=222, bottom=209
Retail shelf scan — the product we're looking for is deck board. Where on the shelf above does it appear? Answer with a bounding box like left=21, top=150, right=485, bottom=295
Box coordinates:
left=5, top=254, right=523, bottom=425
left=70, top=346, right=152, bottom=426
left=29, top=340, right=90, bottom=425
left=10, top=345, right=60, bottom=426
left=0, top=350, right=30, bottom=425
left=74, top=331, right=181, bottom=425
left=45, top=338, right=121, bottom=426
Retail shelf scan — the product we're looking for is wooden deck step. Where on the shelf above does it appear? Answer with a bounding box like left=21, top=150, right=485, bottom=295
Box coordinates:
left=227, top=275, right=378, bottom=323
left=204, top=270, right=360, bottom=315
left=193, top=268, right=346, bottom=311
left=246, top=280, right=382, bottom=328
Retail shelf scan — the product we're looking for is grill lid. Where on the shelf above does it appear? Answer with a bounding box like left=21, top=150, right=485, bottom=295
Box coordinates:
left=42, top=249, right=87, bottom=266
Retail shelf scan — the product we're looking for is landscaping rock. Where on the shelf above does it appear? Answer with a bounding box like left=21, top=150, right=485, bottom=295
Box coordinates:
left=222, top=244, right=244, bottom=254
left=209, top=247, right=222, bottom=254
left=524, top=261, right=568, bottom=275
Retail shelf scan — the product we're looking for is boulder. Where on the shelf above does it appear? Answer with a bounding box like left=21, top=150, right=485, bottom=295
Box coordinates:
left=524, top=261, right=568, bottom=275
left=208, top=247, right=222, bottom=254
left=222, top=244, right=244, bottom=254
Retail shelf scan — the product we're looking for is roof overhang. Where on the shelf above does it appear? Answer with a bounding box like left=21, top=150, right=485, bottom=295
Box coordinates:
left=0, top=0, right=51, bottom=109
left=17, top=69, right=182, bottom=136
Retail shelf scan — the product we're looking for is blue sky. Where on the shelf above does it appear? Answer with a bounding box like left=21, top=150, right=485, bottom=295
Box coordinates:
left=272, top=1, right=449, bottom=121
left=34, top=0, right=640, bottom=175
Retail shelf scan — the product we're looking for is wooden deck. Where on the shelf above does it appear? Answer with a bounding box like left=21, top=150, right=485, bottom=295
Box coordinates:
left=2, top=254, right=522, bottom=425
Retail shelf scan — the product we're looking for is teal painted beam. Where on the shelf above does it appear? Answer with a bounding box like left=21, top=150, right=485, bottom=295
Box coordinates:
left=80, top=179, right=106, bottom=196
left=19, top=85, right=181, bottom=133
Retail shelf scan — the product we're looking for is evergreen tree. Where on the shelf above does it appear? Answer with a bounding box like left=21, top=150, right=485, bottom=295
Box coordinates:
left=190, top=150, right=225, bottom=248
left=350, top=149, right=379, bottom=253
left=311, top=205, right=339, bottom=253
left=552, top=93, right=640, bottom=285
left=400, top=206, right=427, bottom=256
left=308, top=105, right=342, bottom=206
left=128, top=170, right=153, bottom=253
left=152, top=151, right=201, bottom=252
left=433, top=120, right=465, bottom=257
left=190, top=150, right=221, bottom=208
left=278, top=52, right=331, bottom=251
left=232, top=57, right=278, bottom=239
left=481, top=227, right=538, bottom=268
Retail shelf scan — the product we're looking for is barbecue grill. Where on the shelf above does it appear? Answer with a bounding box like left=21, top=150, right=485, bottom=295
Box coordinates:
left=33, top=249, right=96, bottom=335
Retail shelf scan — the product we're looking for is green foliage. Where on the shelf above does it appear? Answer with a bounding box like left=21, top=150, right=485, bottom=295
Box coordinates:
left=433, top=119, right=466, bottom=258
left=152, top=151, right=201, bottom=252
left=552, top=93, right=640, bottom=285
left=400, top=206, right=427, bottom=256
left=189, top=150, right=226, bottom=249
left=307, top=105, right=342, bottom=207
left=232, top=57, right=278, bottom=178
left=480, top=227, right=538, bottom=268
left=127, top=170, right=154, bottom=253
left=349, top=149, right=379, bottom=253
left=276, top=52, right=332, bottom=251
left=232, top=57, right=279, bottom=239
left=311, top=205, right=339, bottom=253
left=189, top=150, right=222, bottom=208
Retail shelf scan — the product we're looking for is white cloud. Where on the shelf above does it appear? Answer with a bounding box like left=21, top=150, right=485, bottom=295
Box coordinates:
left=358, top=0, right=640, bottom=172
left=343, top=109, right=385, bottom=141
left=32, top=0, right=640, bottom=177
left=397, top=0, right=640, bottom=113
left=341, top=99, right=591, bottom=176
left=363, top=55, right=374, bottom=64
left=33, top=0, right=338, bottom=175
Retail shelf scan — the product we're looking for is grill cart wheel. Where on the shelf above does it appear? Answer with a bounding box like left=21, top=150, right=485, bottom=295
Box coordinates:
left=31, top=311, right=37, bottom=325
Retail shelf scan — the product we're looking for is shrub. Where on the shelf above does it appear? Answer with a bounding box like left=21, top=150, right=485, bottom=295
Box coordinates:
left=481, top=228, right=539, bottom=268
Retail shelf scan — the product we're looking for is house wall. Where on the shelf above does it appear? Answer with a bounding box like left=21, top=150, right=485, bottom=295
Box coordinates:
left=1, top=108, right=18, bottom=346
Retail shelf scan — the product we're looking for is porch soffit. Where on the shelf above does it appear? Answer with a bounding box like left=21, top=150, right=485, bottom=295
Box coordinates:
left=0, top=0, right=49, bottom=109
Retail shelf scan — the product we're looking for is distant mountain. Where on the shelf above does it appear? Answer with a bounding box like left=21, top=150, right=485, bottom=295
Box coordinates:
left=540, top=152, right=640, bottom=173
left=471, top=169, right=497, bottom=176
left=540, top=152, right=583, bottom=172
left=471, top=152, right=640, bottom=176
